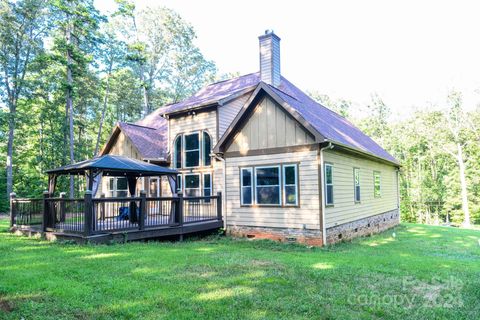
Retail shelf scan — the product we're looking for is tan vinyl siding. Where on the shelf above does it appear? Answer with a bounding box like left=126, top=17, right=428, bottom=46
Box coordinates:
left=225, top=149, right=320, bottom=229
left=169, top=110, right=218, bottom=150
left=323, top=149, right=398, bottom=228
left=168, top=109, right=220, bottom=195
left=218, top=94, right=250, bottom=138
left=227, top=97, right=314, bottom=153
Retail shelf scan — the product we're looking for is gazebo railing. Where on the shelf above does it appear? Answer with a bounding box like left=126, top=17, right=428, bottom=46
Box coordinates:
left=10, top=191, right=222, bottom=236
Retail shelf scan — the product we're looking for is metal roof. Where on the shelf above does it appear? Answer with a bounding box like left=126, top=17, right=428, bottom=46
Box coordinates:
left=46, top=155, right=178, bottom=176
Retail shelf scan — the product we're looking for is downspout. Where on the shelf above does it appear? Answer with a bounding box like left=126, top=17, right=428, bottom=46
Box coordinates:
left=211, top=153, right=227, bottom=229
left=319, top=142, right=333, bottom=246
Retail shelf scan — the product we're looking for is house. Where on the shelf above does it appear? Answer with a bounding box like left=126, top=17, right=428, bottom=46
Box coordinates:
left=100, top=30, right=400, bottom=245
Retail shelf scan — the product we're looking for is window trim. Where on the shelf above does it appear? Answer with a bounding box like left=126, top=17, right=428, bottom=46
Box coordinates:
left=254, top=165, right=282, bottom=206
left=324, top=163, right=334, bottom=206
left=373, top=171, right=381, bottom=198
left=240, top=167, right=254, bottom=206
left=183, top=132, right=201, bottom=168
left=283, top=164, right=298, bottom=206
left=354, top=167, right=361, bottom=203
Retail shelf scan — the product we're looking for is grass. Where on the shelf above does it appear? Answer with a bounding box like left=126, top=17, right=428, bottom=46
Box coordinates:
left=0, top=218, right=479, bottom=319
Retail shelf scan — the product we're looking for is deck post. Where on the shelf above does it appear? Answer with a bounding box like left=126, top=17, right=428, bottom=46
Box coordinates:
left=177, top=192, right=184, bottom=225
left=216, top=191, right=222, bottom=221
left=139, top=190, right=146, bottom=230
left=84, top=191, right=93, bottom=237
left=100, top=193, right=105, bottom=221
left=59, top=192, right=66, bottom=222
left=9, top=192, right=16, bottom=228
left=42, top=191, right=50, bottom=232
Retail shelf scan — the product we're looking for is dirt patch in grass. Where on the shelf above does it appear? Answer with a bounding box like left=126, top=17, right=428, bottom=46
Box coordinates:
left=0, top=297, right=14, bottom=313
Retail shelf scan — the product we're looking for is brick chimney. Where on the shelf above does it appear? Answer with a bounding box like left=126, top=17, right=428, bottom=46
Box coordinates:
left=259, top=30, right=281, bottom=87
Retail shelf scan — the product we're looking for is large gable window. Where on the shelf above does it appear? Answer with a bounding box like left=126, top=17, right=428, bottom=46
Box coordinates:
left=255, top=166, right=281, bottom=205
left=184, top=133, right=200, bottom=168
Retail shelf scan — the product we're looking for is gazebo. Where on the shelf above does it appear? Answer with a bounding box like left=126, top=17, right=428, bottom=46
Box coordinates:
left=10, top=155, right=222, bottom=243
left=45, top=154, right=178, bottom=197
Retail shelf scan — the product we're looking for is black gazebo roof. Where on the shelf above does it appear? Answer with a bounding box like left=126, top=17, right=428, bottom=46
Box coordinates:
left=46, top=155, right=177, bottom=177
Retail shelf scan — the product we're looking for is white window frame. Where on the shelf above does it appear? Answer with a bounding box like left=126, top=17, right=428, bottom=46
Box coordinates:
left=240, top=167, right=253, bottom=206
left=202, top=131, right=212, bottom=167
left=148, top=177, right=160, bottom=197
left=108, top=177, right=128, bottom=198
left=176, top=174, right=182, bottom=193
left=324, top=163, right=334, bottom=206
left=354, top=168, right=361, bottom=203
left=173, top=135, right=182, bottom=169
left=203, top=173, right=213, bottom=203
left=183, top=132, right=200, bottom=168
left=374, top=171, right=381, bottom=198
left=283, top=164, right=298, bottom=206
left=254, top=165, right=281, bottom=206
left=184, top=173, right=201, bottom=197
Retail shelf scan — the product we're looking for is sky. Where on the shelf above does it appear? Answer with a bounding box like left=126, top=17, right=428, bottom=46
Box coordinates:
left=95, top=0, right=480, bottom=118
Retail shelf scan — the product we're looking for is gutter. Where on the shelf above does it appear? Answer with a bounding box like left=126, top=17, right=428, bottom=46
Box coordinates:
left=319, top=142, right=334, bottom=246
left=211, top=153, right=227, bottom=229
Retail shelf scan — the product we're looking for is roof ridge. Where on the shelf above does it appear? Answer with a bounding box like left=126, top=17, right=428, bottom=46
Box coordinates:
left=120, top=122, right=157, bottom=130
left=206, top=71, right=259, bottom=87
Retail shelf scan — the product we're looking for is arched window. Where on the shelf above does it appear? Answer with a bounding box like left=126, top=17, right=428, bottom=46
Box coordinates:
left=203, top=131, right=211, bottom=166
left=174, top=135, right=182, bottom=169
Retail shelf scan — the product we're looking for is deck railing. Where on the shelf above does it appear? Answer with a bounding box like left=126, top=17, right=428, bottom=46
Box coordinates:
left=10, top=191, right=222, bottom=236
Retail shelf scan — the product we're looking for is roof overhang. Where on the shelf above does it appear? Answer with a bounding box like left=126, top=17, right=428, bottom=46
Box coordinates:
left=213, top=82, right=325, bottom=154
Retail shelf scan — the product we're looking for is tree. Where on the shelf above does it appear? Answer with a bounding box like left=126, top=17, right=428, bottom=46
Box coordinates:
left=308, top=91, right=351, bottom=118
left=0, top=0, right=48, bottom=199
left=442, top=91, right=471, bottom=227
left=49, top=0, right=105, bottom=196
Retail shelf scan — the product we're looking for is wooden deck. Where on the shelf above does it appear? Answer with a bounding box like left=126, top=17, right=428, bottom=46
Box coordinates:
left=10, top=191, right=223, bottom=244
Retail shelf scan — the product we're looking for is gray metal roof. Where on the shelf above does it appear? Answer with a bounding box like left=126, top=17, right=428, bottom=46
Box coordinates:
left=46, top=155, right=178, bottom=176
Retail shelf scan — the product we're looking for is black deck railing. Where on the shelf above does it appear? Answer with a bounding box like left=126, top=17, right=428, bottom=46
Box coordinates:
left=10, top=191, right=222, bottom=236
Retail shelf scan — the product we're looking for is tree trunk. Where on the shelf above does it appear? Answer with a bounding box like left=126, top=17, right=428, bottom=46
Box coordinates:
left=94, top=60, right=113, bottom=155
left=456, top=143, right=471, bottom=227
left=141, top=69, right=149, bottom=116
left=66, top=23, right=75, bottom=197
left=6, top=98, right=16, bottom=199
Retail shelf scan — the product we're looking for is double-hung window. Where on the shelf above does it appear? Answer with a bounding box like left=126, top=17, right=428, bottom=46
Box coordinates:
left=324, top=164, right=334, bottom=206
left=184, top=133, right=200, bottom=168
left=108, top=177, right=128, bottom=197
left=240, top=168, right=253, bottom=205
left=354, top=168, right=361, bottom=203
left=184, top=174, right=200, bottom=197
left=255, top=166, right=281, bottom=205
left=374, top=171, right=381, bottom=198
left=176, top=174, right=182, bottom=193
left=203, top=173, right=212, bottom=203
left=283, top=165, right=298, bottom=206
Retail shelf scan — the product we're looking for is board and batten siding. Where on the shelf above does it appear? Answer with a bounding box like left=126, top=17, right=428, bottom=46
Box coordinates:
left=323, top=149, right=399, bottom=229
left=227, top=97, right=314, bottom=153
left=218, top=93, right=251, bottom=138
left=225, top=150, right=321, bottom=230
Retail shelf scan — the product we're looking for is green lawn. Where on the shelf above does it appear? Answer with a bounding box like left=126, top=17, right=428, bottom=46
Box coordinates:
left=0, top=218, right=479, bottom=320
